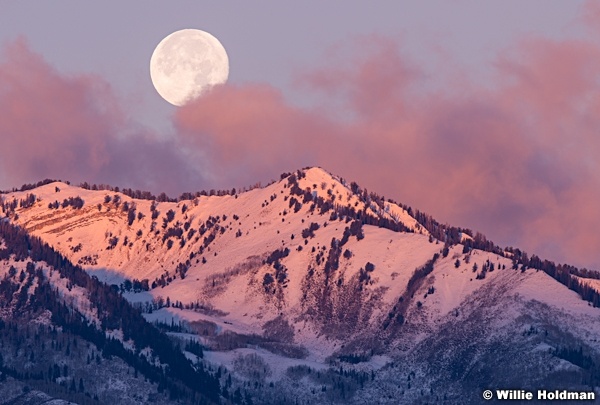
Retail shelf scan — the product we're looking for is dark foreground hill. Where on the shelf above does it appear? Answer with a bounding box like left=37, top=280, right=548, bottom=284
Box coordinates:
left=0, top=221, right=223, bottom=404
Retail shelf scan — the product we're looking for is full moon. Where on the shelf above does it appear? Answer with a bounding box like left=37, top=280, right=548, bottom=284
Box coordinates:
left=150, top=29, right=229, bottom=106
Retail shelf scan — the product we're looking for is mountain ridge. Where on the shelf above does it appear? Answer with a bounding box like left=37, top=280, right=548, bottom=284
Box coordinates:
left=2, top=166, right=598, bottom=289
left=2, top=166, right=600, bottom=404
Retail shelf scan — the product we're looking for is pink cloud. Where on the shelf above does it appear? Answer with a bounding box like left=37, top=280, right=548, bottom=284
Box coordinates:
left=582, top=0, right=600, bottom=34
left=0, top=38, right=205, bottom=196
left=298, top=36, right=422, bottom=121
left=174, top=34, right=600, bottom=271
left=174, top=84, right=338, bottom=187
left=0, top=38, right=113, bottom=180
left=2, top=28, right=600, bottom=271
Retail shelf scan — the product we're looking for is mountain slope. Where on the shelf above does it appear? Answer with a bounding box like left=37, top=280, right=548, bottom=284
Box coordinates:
left=2, top=166, right=600, bottom=404
left=0, top=221, right=222, bottom=404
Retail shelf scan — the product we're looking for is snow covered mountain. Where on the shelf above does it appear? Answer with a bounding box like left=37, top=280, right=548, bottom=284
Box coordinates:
left=2, top=166, right=600, bottom=404
left=0, top=221, right=221, bottom=404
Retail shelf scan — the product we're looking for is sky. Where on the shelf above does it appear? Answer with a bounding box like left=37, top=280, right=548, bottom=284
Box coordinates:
left=1, top=1, right=600, bottom=271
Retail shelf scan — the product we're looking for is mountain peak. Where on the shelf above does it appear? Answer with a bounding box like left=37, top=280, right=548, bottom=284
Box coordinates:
left=2, top=167, right=600, bottom=403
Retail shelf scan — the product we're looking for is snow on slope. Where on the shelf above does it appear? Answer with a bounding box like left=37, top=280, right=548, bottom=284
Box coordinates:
left=575, top=275, right=600, bottom=295
left=297, top=168, right=426, bottom=233
left=2, top=168, right=428, bottom=307
left=418, top=245, right=600, bottom=329
left=0, top=255, right=100, bottom=327
left=0, top=169, right=440, bottom=367
left=4, top=166, right=600, bottom=392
